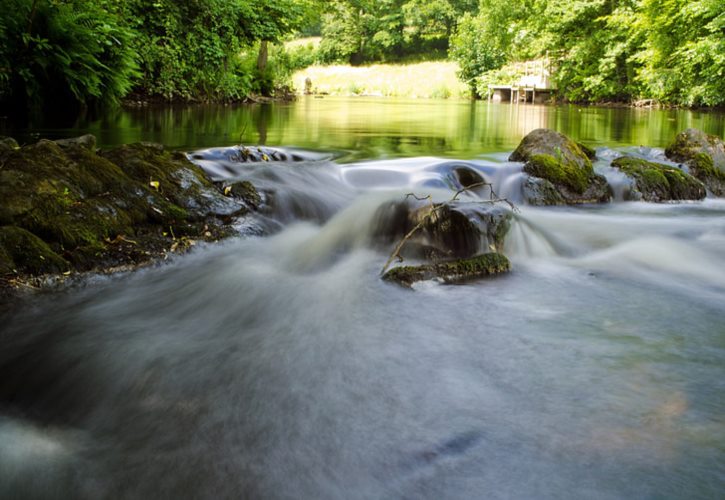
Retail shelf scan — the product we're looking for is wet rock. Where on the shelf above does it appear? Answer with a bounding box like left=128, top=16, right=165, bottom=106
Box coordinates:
left=0, top=137, right=251, bottom=288
left=227, top=146, right=291, bottom=163
left=611, top=156, right=705, bottom=202
left=222, top=180, right=262, bottom=209
left=510, top=129, right=611, bottom=205
left=0, top=226, right=69, bottom=275
left=665, top=129, right=725, bottom=196
left=382, top=253, right=511, bottom=287
left=373, top=200, right=512, bottom=259
left=522, top=177, right=565, bottom=206
left=55, top=134, right=96, bottom=151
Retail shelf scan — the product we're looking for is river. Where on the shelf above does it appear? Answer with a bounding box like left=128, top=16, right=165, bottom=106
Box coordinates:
left=1, top=98, right=724, bottom=499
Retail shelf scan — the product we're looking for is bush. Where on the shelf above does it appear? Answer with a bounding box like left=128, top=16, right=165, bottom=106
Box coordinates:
left=0, top=0, right=138, bottom=113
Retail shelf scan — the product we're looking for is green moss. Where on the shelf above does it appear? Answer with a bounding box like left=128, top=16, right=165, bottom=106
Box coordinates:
left=691, top=153, right=725, bottom=180
left=612, top=156, right=705, bottom=201
left=383, top=253, right=511, bottom=287
left=225, top=180, right=262, bottom=208
left=576, top=142, right=596, bottom=160
left=0, top=226, right=68, bottom=274
left=524, top=154, right=591, bottom=194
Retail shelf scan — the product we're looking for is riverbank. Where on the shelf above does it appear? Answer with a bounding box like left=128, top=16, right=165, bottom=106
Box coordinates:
left=0, top=136, right=274, bottom=301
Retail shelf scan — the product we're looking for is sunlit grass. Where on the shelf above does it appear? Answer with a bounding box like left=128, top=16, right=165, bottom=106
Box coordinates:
left=284, top=37, right=321, bottom=49
left=291, top=61, right=470, bottom=99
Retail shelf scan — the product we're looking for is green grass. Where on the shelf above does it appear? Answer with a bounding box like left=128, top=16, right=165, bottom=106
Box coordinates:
left=292, top=61, right=470, bottom=99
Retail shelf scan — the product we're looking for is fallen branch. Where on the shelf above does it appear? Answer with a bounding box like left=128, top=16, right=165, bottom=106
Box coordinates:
left=380, top=181, right=517, bottom=276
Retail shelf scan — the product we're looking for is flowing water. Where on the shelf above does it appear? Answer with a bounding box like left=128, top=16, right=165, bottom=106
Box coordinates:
left=1, top=99, right=724, bottom=499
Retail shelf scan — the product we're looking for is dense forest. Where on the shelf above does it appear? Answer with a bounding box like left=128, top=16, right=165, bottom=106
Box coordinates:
left=0, top=0, right=723, bottom=112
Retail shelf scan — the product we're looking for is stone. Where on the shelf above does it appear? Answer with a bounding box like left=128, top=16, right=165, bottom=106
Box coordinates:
left=509, top=129, right=611, bottom=205
left=373, top=200, right=512, bottom=260
left=382, top=253, right=511, bottom=287
left=611, top=156, right=705, bottom=202
left=665, top=129, right=725, bottom=196
left=54, top=134, right=97, bottom=151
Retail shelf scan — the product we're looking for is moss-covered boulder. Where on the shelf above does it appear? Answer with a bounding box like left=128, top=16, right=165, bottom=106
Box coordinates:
left=373, top=200, right=512, bottom=260
left=0, top=136, right=255, bottom=287
left=0, top=226, right=69, bottom=275
left=665, top=129, right=725, bottom=196
left=611, top=157, right=706, bottom=202
left=509, top=129, right=611, bottom=205
left=382, top=253, right=511, bottom=287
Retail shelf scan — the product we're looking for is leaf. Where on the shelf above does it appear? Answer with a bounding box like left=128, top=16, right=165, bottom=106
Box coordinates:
left=149, top=180, right=160, bottom=190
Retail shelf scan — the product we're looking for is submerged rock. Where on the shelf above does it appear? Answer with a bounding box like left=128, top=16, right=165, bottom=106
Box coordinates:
left=0, top=135, right=256, bottom=292
left=665, top=128, right=725, bottom=196
left=510, top=129, right=611, bottom=205
left=382, top=253, right=511, bottom=287
left=611, top=156, right=705, bottom=202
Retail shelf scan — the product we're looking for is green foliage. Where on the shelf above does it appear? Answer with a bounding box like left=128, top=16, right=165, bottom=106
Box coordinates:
left=0, top=0, right=138, bottom=112
left=0, top=0, right=315, bottom=111
left=450, top=0, right=725, bottom=106
left=449, top=0, right=533, bottom=93
left=317, top=0, right=477, bottom=65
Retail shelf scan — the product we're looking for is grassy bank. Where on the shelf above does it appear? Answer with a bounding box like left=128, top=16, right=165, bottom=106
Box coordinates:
left=291, top=61, right=469, bottom=99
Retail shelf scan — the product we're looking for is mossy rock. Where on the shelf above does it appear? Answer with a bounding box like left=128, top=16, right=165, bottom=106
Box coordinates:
left=101, top=143, right=241, bottom=217
left=510, top=129, right=610, bottom=204
left=612, top=157, right=705, bottom=202
left=0, top=226, right=68, bottom=275
left=0, top=136, right=19, bottom=152
left=374, top=200, right=512, bottom=260
left=382, top=253, right=511, bottom=288
left=222, top=180, right=262, bottom=209
left=0, top=136, right=256, bottom=280
left=665, top=128, right=725, bottom=196
left=55, top=134, right=96, bottom=151
left=576, top=142, right=597, bottom=160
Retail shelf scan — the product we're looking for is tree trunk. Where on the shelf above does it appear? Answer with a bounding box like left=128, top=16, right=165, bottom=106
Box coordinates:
left=257, top=40, right=268, bottom=73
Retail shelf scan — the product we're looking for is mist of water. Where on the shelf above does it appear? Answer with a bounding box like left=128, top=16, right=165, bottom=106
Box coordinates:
left=1, top=146, right=723, bottom=499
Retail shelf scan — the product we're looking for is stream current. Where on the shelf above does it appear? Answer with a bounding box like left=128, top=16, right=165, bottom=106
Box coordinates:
left=0, top=144, right=723, bottom=499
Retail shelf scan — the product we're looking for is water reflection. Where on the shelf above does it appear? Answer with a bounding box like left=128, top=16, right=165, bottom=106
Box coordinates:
left=2, top=97, right=723, bottom=159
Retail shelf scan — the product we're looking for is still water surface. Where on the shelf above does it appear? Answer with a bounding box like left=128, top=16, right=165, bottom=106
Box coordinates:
left=1, top=98, right=724, bottom=499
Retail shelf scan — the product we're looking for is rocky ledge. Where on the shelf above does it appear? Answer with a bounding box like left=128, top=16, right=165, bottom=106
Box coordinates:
left=0, top=135, right=261, bottom=298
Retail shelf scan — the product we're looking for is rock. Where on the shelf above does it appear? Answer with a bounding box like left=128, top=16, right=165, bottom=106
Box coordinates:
left=509, top=129, right=611, bottom=204
left=100, top=143, right=244, bottom=218
left=54, top=134, right=97, bottom=151
left=382, top=253, right=511, bottom=287
left=522, top=177, right=565, bottom=205
left=611, top=156, right=705, bottom=202
left=373, top=200, right=512, bottom=260
left=222, top=180, right=262, bottom=209
left=0, top=139, right=253, bottom=282
left=665, top=129, right=725, bottom=196
left=0, top=226, right=69, bottom=275
left=577, top=142, right=597, bottom=160
left=0, top=136, right=19, bottom=152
